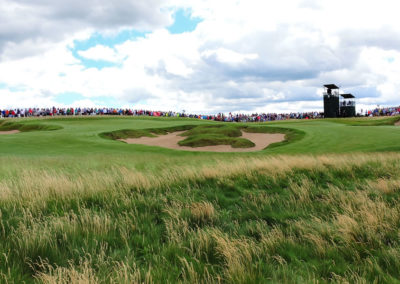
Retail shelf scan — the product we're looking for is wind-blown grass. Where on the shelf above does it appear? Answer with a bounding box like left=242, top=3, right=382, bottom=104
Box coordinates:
left=1, top=153, right=400, bottom=283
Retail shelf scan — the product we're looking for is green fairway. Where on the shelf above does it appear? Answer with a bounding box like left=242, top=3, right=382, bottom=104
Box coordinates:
left=0, top=116, right=400, bottom=157
left=1, top=116, right=400, bottom=283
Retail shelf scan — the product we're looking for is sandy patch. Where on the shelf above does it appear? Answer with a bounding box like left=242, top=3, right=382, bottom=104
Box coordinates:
left=0, top=130, right=20, bottom=135
left=395, top=120, right=400, bottom=126
left=120, top=131, right=285, bottom=152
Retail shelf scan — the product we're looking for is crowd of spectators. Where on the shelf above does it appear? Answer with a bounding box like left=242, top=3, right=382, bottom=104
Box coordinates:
left=0, top=107, right=189, bottom=118
left=0, top=106, right=398, bottom=121
left=219, top=112, right=323, bottom=122
left=0, top=107, right=324, bottom=122
left=364, top=106, right=400, bottom=117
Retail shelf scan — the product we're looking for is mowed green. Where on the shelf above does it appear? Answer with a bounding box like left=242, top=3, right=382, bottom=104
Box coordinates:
left=1, top=116, right=400, bottom=283
left=0, top=115, right=399, bottom=157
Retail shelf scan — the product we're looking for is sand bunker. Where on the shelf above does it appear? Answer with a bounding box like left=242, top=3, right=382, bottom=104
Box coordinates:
left=0, top=130, right=20, bottom=135
left=395, top=121, right=400, bottom=126
left=120, top=131, right=285, bottom=152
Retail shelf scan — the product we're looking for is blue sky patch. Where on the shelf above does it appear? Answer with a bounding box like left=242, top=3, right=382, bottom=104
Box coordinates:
left=73, top=57, right=120, bottom=70
left=70, top=29, right=149, bottom=69
left=55, top=92, right=122, bottom=107
left=72, top=30, right=149, bottom=50
left=55, top=93, right=86, bottom=105
left=387, top=57, right=395, bottom=63
left=69, top=10, right=202, bottom=69
left=168, top=9, right=202, bottom=34
left=92, top=96, right=121, bottom=107
left=0, top=83, right=28, bottom=93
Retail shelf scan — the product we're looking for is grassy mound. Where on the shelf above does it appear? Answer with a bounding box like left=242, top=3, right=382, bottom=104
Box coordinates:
left=102, top=124, right=297, bottom=149
left=0, top=120, right=62, bottom=132
left=100, top=125, right=196, bottom=140
left=178, top=125, right=254, bottom=148
left=178, top=133, right=255, bottom=148
left=181, top=124, right=242, bottom=137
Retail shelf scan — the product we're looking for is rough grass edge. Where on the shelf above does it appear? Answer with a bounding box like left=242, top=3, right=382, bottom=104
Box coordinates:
left=326, top=115, right=400, bottom=126
left=0, top=121, right=63, bottom=132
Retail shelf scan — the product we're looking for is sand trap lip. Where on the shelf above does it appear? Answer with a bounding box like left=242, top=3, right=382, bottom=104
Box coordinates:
left=0, top=130, right=20, bottom=135
left=120, top=131, right=285, bottom=152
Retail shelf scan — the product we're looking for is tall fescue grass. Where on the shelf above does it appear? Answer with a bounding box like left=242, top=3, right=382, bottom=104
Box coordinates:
left=1, top=153, right=400, bottom=283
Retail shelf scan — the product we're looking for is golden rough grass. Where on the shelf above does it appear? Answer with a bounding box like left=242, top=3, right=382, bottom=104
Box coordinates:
left=368, top=178, right=400, bottom=194
left=190, top=201, right=216, bottom=224
left=204, top=228, right=265, bottom=283
left=2, top=152, right=400, bottom=282
left=179, top=257, right=216, bottom=284
left=34, top=256, right=154, bottom=284
left=10, top=209, right=118, bottom=262
left=163, top=201, right=190, bottom=244
left=34, top=259, right=98, bottom=284
left=1, top=153, right=400, bottom=207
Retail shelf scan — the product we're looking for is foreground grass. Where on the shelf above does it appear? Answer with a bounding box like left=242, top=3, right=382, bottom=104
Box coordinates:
left=1, top=153, right=400, bottom=283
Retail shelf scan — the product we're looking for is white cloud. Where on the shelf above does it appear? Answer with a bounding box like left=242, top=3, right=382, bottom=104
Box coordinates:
left=202, top=48, right=259, bottom=65
left=0, top=0, right=172, bottom=60
left=1, top=0, right=400, bottom=113
left=78, top=45, right=124, bottom=63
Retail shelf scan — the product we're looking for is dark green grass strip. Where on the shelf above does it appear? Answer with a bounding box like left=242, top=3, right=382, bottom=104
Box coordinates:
left=0, top=121, right=62, bottom=132
left=326, top=115, right=400, bottom=126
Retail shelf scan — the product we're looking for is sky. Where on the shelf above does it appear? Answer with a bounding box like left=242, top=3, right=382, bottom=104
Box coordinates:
left=0, top=0, right=400, bottom=114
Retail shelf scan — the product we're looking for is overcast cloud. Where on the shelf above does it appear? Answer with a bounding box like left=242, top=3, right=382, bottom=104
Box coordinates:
left=0, top=0, right=399, bottom=113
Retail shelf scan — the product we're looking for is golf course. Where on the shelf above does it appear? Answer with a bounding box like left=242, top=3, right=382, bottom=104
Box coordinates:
left=1, top=115, right=400, bottom=283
